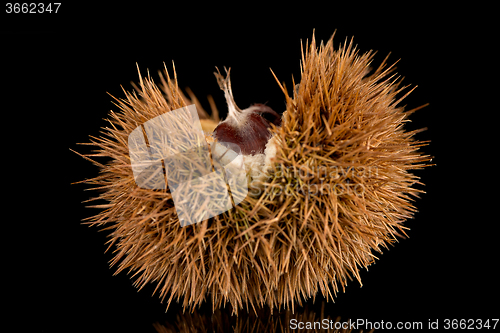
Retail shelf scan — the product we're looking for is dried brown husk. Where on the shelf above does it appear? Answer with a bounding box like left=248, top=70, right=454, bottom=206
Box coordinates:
left=75, top=34, right=431, bottom=314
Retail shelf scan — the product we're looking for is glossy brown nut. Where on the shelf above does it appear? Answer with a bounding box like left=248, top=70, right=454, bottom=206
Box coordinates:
left=214, top=104, right=281, bottom=155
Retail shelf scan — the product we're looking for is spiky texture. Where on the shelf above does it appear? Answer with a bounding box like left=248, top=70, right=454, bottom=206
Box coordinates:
left=75, top=34, right=431, bottom=314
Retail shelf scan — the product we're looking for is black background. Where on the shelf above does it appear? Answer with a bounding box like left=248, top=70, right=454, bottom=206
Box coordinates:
left=3, top=3, right=497, bottom=332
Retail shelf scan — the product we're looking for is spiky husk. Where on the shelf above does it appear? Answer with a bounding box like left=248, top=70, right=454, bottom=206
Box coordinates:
left=76, top=34, right=431, bottom=314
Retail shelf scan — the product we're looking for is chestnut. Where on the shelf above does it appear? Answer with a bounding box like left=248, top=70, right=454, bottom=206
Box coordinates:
left=213, top=70, right=282, bottom=156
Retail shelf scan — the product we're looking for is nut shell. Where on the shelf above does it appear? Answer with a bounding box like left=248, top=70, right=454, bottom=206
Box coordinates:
left=214, top=103, right=281, bottom=155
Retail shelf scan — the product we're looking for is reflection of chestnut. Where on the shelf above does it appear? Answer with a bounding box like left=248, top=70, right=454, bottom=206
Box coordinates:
left=213, top=70, right=282, bottom=156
